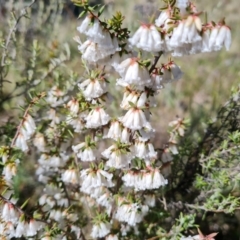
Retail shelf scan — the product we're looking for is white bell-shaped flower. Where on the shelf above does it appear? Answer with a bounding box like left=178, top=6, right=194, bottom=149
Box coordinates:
left=85, top=107, right=110, bottom=128
left=80, top=168, right=114, bottom=193
left=115, top=199, right=149, bottom=226
left=209, top=24, right=231, bottom=51
left=91, top=222, right=111, bottom=239
left=102, top=144, right=132, bottom=169
left=129, top=24, right=164, bottom=52
left=72, top=142, right=96, bottom=162
left=119, top=107, right=150, bottom=130
left=116, top=58, right=151, bottom=89
left=61, top=168, right=79, bottom=184
left=79, top=77, right=107, bottom=100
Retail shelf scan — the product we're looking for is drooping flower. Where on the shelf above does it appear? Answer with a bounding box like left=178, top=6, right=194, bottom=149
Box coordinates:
left=15, top=131, right=29, bottom=152
left=46, top=86, right=68, bottom=107
left=155, top=9, right=171, bottom=28
left=72, top=142, right=97, bottom=162
left=102, top=144, right=132, bottom=169
left=80, top=168, right=114, bottom=194
left=79, top=77, right=107, bottom=101
left=62, top=168, right=79, bottom=184
left=129, top=24, right=164, bottom=52
left=105, top=120, right=122, bottom=140
left=1, top=202, right=20, bottom=223
left=115, top=198, right=149, bottom=226
left=116, top=58, right=151, bottom=89
left=33, top=132, right=46, bottom=152
left=22, top=114, right=36, bottom=137
left=209, top=23, right=231, bottom=51
left=85, top=107, right=110, bottom=128
left=119, top=107, right=150, bottom=130
left=122, top=168, right=167, bottom=191
left=144, top=194, right=156, bottom=207
left=67, top=98, right=79, bottom=116
left=91, top=222, right=111, bottom=239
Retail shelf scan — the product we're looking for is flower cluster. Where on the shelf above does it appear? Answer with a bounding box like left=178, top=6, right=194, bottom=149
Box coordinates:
left=13, top=114, right=36, bottom=152
left=0, top=0, right=231, bottom=239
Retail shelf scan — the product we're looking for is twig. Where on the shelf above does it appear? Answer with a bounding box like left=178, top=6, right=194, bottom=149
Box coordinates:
left=149, top=51, right=164, bottom=74
left=0, top=193, right=48, bottom=224
left=185, top=203, right=240, bottom=214
left=11, top=92, right=45, bottom=148
left=0, top=0, right=37, bottom=95
left=1, top=0, right=37, bottom=67
left=0, top=55, right=68, bottom=105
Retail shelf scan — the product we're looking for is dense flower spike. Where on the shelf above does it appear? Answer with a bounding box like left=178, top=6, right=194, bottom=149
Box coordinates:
left=0, top=0, right=231, bottom=239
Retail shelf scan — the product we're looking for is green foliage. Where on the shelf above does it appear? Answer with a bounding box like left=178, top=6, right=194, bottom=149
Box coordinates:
left=0, top=0, right=239, bottom=239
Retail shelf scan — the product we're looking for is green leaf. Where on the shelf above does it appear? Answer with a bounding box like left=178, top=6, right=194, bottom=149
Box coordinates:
left=98, top=5, right=105, bottom=17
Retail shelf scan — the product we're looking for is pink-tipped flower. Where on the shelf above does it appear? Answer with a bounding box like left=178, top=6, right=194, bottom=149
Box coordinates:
left=116, top=58, right=151, bottom=89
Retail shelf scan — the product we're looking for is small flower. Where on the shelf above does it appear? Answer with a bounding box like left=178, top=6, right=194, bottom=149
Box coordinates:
left=66, top=114, right=85, bottom=133
left=79, top=77, right=107, bottom=100
left=129, top=24, right=164, bottom=52
left=72, top=142, right=96, bottom=162
left=169, top=117, right=185, bottom=136
left=144, top=194, right=156, bottom=207
left=121, top=127, right=131, bottom=143
left=47, top=108, right=60, bottom=126
left=134, top=141, right=158, bottom=160
left=120, top=107, right=150, bottom=130
left=22, top=114, right=36, bottom=137
left=105, top=120, right=122, bottom=140
left=77, top=15, right=92, bottom=34
left=155, top=10, right=171, bottom=27
left=15, top=220, right=28, bottom=238
left=38, top=153, right=68, bottom=169
left=115, top=199, right=149, bottom=226
left=67, top=98, right=79, bottom=115
left=91, top=222, right=111, bottom=238
left=102, top=144, right=132, bottom=169
left=85, top=107, right=110, bottom=128
left=209, top=24, right=231, bottom=51
left=2, top=202, right=20, bottom=223
left=106, top=234, right=119, bottom=240
left=90, top=187, right=113, bottom=210
left=116, top=58, right=151, bottom=89
left=80, top=168, right=114, bottom=194
left=78, top=39, right=119, bottom=63
left=122, top=168, right=167, bottom=191
left=26, top=219, right=44, bottom=237
left=33, top=132, right=46, bottom=152
left=62, top=168, right=79, bottom=184
left=15, top=132, right=29, bottom=152
left=120, top=89, right=139, bottom=110
left=3, top=160, right=19, bottom=182
left=46, top=86, right=68, bottom=107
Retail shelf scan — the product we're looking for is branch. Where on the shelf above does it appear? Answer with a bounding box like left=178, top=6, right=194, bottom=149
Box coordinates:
left=0, top=0, right=37, bottom=95
left=11, top=92, right=46, bottom=148
left=149, top=51, right=163, bottom=74
left=1, top=0, right=37, bottom=67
